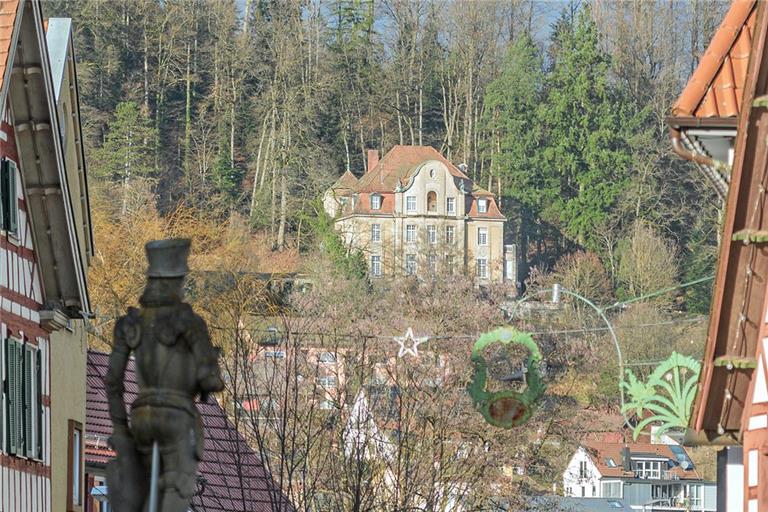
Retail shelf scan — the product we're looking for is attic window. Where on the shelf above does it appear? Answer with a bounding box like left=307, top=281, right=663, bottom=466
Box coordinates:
left=605, top=458, right=617, bottom=467
left=478, top=198, right=488, bottom=214
left=370, top=194, right=382, bottom=210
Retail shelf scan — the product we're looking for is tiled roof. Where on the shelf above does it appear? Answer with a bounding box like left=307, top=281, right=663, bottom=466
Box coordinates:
left=672, top=0, right=756, bottom=119
left=86, top=350, right=293, bottom=511
left=356, top=145, right=470, bottom=193
left=0, top=1, right=19, bottom=101
left=583, top=441, right=701, bottom=480
left=331, top=169, right=358, bottom=192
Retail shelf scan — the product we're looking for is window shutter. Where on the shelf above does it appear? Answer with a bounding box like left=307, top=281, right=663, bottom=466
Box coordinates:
left=36, top=348, right=42, bottom=460
left=7, top=162, right=16, bottom=234
left=24, top=345, right=34, bottom=458
left=6, top=339, right=19, bottom=455
left=0, top=159, right=8, bottom=231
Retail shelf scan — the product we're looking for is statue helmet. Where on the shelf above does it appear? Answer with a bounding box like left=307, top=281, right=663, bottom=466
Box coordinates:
left=145, top=238, right=191, bottom=278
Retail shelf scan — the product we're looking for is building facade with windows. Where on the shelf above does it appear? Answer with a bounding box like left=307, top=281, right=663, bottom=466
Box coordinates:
left=324, top=145, right=514, bottom=283
left=562, top=442, right=716, bottom=511
left=0, top=3, right=93, bottom=511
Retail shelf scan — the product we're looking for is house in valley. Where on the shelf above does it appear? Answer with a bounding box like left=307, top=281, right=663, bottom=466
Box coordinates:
left=562, top=442, right=716, bottom=511
left=0, top=2, right=93, bottom=511
left=324, top=146, right=516, bottom=283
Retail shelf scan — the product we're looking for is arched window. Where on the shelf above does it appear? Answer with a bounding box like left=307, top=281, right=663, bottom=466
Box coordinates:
left=427, top=191, right=437, bottom=212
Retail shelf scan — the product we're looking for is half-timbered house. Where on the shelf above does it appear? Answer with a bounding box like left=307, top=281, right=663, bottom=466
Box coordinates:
left=0, top=1, right=92, bottom=511
left=670, top=1, right=768, bottom=511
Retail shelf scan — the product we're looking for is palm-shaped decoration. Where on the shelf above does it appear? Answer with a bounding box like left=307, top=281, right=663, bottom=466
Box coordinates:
left=621, top=352, right=701, bottom=440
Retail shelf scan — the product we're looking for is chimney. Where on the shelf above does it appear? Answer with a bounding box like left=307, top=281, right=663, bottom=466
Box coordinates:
left=367, top=149, right=379, bottom=173
left=621, top=446, right=631, bottom=472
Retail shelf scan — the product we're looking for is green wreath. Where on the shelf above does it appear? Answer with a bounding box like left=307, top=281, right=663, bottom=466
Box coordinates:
left=467, top=327, right=546, bottom=428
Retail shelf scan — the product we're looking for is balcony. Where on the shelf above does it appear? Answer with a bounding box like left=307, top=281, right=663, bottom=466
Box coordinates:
left=632, top=470, right=679, bottom=480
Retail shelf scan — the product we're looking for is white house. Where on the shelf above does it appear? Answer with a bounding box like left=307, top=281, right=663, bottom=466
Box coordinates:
left=562, top=442, right=717, bottom=511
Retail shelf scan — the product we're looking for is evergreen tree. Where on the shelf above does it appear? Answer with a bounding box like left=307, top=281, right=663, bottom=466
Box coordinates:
left=481, top=34, right=549, bottom=271
left=540, top=6, right=633, bottom=250
left=91, top=101, right=156, bottom=184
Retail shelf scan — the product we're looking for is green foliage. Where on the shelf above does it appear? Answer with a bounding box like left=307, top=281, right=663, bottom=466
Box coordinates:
left=90, top=101, right=156, bottom=183
left=621, top=352, right=701, bottom=440
left=538, top=7, right=634, bottom=250
left=305, top=201, right=368, bottom=282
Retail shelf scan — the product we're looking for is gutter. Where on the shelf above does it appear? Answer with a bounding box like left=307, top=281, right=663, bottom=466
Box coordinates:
left=668, top=125, right=730, bottom=200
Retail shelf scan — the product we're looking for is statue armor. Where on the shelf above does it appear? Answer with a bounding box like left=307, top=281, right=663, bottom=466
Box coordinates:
left=105, top=239, right=223, bottom=512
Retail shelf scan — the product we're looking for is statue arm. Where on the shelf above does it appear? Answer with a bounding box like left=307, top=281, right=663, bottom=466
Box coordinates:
left=105, top=315, right=132, bottom=432
left=188, top=312, right=224, bottom=399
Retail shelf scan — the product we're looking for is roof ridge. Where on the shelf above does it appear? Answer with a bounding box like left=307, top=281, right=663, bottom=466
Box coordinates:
left=672, top=0, right=756, bottom=117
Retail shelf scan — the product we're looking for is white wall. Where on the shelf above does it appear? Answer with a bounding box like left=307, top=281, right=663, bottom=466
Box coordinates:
left=562, top=447, right=602, bottom=498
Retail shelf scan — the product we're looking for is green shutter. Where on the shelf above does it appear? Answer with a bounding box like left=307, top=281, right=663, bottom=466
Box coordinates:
left=3, top=338, right=8, bottom=453
left=14, top=340, right=22, bottom=455
left=24, top=345, right=33, bottom=458
left=6, top=339, right=18, bottom=454
left=0, top=160, right=7, bottom=231
left=36, top=348, right=42, bottom=460
left=7, top=162, right=16, bottom=235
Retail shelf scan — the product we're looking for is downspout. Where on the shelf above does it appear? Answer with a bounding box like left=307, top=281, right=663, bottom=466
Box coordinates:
left=669, top=126, right=730, bottom=200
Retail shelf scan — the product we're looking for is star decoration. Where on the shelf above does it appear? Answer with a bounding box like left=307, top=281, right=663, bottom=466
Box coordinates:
left=394, top=327, right=429, bottom=358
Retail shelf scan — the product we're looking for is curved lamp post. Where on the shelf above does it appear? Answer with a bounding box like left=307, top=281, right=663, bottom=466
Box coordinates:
left=512, top=283, right=628, bottom=425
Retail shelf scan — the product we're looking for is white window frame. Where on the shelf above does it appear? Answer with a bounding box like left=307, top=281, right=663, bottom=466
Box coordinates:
left=477, top=258, right=488, bottom=279
left=371, top=223, right=381, bottom=242
left=427, top=225, right=437, bottom=244
left=446, top=225, right=455, bottom=244
left=406, top=195, right=416, bottom=212
left=1, top=159, right=19, bottom=237
left=370, top=194, right=382, bottom=210
left=446, top=197, right=455, bottom=214
left=601, top=481, right=622, bottom=498
left=405, top=254, right=417, bottom=275
left=371, top=255, right=382, bottom=277
left=446, top=255, right=454, bottom=275
left=318, top=375, right=337, bottom=388
left=477, top=227, right=488, bottom=246
left=477, top=198, right=488, bottom=213
left=264, top=350, right=286, bottom=359
left=405, top=224, right=416, bottom=243
left=318, top=351, right=337, bottom=364
left=428, top=254, right=437, bottom=275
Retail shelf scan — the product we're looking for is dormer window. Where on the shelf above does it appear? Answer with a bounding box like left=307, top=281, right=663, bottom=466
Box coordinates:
left=370, top=194, right=382, bottom=210
left=478, top=198, right=488, bottom=214
left=427, top=191, right=437, bottom=212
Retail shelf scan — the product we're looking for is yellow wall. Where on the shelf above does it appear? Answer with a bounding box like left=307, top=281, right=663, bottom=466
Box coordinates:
left=50, top=320, right=87, bottom=512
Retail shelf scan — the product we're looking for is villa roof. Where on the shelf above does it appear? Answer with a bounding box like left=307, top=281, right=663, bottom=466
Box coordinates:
left=356, top=145, right=470, bottom=193
left=672, top=0, right=756, bottom=120
left=582, top=441, right=702, bottom=480
left=331, top=169, right=358, bottom=192
left=85, top=350, right=293, bottom=512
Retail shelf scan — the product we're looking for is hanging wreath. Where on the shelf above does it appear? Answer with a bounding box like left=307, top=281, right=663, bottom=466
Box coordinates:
left=467, top=327, right=546, bottom=428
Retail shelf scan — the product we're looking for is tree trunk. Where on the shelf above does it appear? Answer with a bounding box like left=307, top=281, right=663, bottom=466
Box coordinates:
left=277, top=173, right=287, bottom=251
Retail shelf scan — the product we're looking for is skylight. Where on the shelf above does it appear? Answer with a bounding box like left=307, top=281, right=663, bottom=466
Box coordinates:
left=605, top=457, right=617, bottom=467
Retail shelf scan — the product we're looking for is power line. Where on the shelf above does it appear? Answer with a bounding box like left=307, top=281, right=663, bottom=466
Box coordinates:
left=604, top=275, right=715, bottom=311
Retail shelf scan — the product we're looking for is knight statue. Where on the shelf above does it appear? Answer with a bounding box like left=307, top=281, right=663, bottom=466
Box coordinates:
left=105, top=239, right=224, bottom=512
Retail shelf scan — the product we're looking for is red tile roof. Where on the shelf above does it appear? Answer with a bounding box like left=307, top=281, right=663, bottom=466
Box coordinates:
left=86, top=350, right=293, bottom=511
left=583, top=441, right=702, bottom=480
left=356, top=145, right=470, bottom=193
left=330, top=169, right=358, bottom=192
left=0, top=1, right=20, bottom=101
left=672, top=0, right=756, bottom=119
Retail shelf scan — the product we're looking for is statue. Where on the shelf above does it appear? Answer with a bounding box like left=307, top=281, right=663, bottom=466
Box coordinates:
left=105, top=239, right=224, bottom=512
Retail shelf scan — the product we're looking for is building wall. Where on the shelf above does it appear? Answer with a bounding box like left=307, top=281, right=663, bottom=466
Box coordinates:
left=562, top=447, right=602, bottom=498
left=50, top=321, right=86, bottom=512
left=0, top=114, right=53, bottom=511
left=335, top=160, right=506, bottom=282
